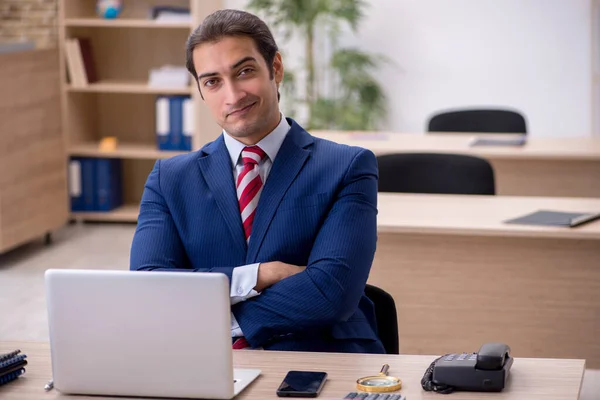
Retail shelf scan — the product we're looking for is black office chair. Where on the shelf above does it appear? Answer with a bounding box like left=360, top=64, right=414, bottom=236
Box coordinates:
left=364, top=284, right=399, bottom=355
left=427, top=109, right=527, bottom=134
left=377, top=153, right=495, bottom=195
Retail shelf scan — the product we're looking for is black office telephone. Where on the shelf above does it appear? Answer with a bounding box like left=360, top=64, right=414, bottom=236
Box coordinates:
left=421, top=343, right=513, bottom=394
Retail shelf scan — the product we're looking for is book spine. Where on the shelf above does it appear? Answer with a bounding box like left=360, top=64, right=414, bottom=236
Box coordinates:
left=169, top=96, right=184, bottom=150
left=156, top=96, right=170, bottom=150
left=69, top=158, right=84, bottom=211
left=95, top=159, right=123, bottom=212
left=111, top=159, right=123, bottom=209
left=182, top=96, right=194, bottom=151
left=81, top=158, right=95, bottom=211
left=70, top=38, right=88, bottom=85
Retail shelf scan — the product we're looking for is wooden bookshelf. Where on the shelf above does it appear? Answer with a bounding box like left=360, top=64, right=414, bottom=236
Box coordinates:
left=71, top=204, right=141, bottom=222
left=65, top=80, right=193, bottom=95
left=59, top=0, right=222, bottom=223
left=69, top=142, right=187, bottom=159
left=64, top=18, right=191, bottom=29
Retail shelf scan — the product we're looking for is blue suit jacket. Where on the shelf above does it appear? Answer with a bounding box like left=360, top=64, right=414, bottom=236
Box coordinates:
left=130, top=118, right=384, bottom=354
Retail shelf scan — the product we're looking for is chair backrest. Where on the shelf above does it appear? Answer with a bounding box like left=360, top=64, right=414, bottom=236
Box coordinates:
left=428, top=109, right=527, bottom=133
left=377, top=153, right=495, bottom=195
left=364, top=284, right=399, bottom=355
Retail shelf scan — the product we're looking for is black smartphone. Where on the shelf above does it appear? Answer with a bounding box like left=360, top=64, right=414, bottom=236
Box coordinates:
left=276, top=371, right=328, bottom=398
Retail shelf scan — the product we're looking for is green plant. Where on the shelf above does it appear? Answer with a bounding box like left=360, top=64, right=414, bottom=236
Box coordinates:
left=247, top=0, right=387, bottom=130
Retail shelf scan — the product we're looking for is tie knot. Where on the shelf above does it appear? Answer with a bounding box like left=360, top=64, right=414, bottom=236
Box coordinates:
left=241, top=146, right=267, bottom=166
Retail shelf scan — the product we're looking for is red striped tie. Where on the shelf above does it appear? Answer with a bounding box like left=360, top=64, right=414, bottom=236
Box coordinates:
left=232, top=147, right=266, bottom=350
left=237, top=146, right=267, bottom=242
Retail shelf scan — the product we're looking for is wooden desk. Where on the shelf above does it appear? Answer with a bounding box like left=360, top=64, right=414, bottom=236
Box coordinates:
left=0, top=341, right=585, bottom=400
left=372, top=193, right=600, bottom=368
left=312, top=131, right=600, bottom=198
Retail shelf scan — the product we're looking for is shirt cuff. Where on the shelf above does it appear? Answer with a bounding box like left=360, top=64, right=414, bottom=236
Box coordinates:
left=230, top=263, right=260, bottom=305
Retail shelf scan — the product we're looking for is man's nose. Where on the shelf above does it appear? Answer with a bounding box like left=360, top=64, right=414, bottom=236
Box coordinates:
left=224, top=81, right=246, bottom=106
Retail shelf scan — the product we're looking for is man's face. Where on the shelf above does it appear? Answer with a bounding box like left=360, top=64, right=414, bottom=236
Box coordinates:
left=192, top=36, right=283, bottom=144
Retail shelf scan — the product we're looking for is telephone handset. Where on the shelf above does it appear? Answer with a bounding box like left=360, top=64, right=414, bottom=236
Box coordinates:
left=421, top=343, right=513, bottom=394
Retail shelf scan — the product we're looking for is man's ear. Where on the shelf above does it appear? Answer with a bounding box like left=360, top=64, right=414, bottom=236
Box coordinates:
left=273, top=52, right=284, bottom=84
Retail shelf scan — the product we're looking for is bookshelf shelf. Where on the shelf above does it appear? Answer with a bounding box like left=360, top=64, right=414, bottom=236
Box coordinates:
left=69, top=143, right=188, bottom=160
left=64, top=18, right=191, bottom=29
left=71, top=203, right=140, bottom=223
left=66, top=80, right=193, bottom=95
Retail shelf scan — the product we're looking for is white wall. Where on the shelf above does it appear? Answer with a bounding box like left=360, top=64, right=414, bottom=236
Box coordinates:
left=224, top=0, right=592, bottom=137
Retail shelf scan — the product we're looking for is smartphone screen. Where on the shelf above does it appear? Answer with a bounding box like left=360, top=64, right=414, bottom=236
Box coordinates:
left=276, top=371, right=328, bottom=397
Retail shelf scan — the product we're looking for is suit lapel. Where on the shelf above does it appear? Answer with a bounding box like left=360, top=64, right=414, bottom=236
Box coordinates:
left=197, top=136, right=247, bottom=255
left=247, top=123, right=313, bottom=262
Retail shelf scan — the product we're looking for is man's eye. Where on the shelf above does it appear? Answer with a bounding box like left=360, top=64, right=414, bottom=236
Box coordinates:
left=204, top=79, right=217, bottom=87
left=240, top=68, right=254, bottom=76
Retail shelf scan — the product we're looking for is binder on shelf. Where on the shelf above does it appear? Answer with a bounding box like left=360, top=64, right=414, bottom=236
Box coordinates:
left=69, top=157, right=95, bottom=211
left=183, top=96, right=194, bottom=151
left=169, top=95, right=185, bottom=150
left=156, top=96, right=170, bottom=150
left=95, top=158, right=123, bottom=212
left=155, top=95, right=193, bottom=151
left=69, top=158, right=123, bottom=212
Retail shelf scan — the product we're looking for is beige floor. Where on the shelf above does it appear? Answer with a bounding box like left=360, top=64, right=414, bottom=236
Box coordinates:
left=0, top=223, right=598, bottom=399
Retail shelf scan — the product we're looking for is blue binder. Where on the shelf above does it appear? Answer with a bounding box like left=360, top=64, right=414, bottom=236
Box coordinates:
left=95, top=158, right=123, bottom=212
left=169, top=96, right=185, bottom=151
left=181, top=96, right=193, bottom=151
left=69, top=157, right=95, bottom=211
left=156, top=96, right=170, bottom=150
left=155, top=95, right=193, bottom=151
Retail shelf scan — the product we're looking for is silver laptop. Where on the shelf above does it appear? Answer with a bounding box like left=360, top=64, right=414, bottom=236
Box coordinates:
left=45, top=269, right=261, bottom=399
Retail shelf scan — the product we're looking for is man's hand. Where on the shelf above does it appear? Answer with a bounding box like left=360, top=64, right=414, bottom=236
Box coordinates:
left=255, top=262, right=306, bottom=292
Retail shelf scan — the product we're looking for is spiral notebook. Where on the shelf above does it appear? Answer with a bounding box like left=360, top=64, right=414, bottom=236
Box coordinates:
left=504, top=210, right=600, bottom=228
left=0, top=350, right=27, bottom=386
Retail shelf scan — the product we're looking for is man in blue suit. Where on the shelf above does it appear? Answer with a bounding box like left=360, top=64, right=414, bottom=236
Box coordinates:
left=130, top=9, right=384, bottom=354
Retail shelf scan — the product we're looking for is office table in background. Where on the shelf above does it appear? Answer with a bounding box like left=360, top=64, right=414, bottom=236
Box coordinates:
left=312, top=131, right=600, bottom=198
left=372, top=193, right=600, bottom=368
left=0, top=342, right=585, bottom=400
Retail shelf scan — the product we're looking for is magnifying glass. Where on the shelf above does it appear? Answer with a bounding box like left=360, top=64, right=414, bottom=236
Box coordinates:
left=356, top=364, right=402, bottom=393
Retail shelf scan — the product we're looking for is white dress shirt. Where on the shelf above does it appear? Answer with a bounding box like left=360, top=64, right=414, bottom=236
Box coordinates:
left=223, top=113, right=291, bottom=337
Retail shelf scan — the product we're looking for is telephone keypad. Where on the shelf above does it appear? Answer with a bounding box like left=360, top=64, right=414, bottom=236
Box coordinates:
left=444, top=353, right=477, bottom=362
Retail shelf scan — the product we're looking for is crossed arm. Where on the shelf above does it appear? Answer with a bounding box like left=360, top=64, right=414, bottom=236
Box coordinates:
left=131, top=149, right=378, bottom=347
left=233, top=149, right=378, bottom=346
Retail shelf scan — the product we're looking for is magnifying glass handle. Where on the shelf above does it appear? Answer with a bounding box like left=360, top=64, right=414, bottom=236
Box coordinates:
left=379, top=364, right=390, bottom=376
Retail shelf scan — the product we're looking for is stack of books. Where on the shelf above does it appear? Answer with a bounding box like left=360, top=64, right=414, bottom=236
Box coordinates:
left=69, top=158, right=123, bottom=212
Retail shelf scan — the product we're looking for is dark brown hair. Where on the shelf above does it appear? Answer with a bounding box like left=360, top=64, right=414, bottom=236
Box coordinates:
left=186, top=9, right=279, bottom=91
